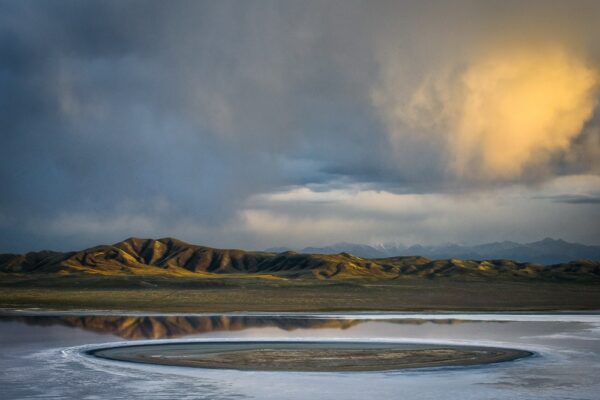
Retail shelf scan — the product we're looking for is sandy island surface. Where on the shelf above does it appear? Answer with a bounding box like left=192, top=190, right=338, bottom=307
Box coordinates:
left=89, top=341, right=532, bottom=372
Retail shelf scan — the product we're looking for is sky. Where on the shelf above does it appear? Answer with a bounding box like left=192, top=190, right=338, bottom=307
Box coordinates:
left=1, top=0, right=599, bottom=253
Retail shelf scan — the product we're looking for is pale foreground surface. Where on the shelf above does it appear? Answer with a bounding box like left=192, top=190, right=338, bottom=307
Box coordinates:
left=1, top=312, right=599, bottom=399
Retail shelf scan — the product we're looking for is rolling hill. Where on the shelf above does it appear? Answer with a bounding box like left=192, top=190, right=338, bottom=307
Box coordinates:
left=1, top=237, right=599, bottom=281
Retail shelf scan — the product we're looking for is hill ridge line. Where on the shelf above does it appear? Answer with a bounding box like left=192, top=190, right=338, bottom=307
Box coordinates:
left=1, top=237, right=599, bottom=281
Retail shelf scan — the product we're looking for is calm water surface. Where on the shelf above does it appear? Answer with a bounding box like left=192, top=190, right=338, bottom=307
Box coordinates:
left=0, top=312, right=599, bottom=399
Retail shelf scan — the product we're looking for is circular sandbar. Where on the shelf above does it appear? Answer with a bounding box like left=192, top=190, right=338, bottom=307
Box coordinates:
left=88, top=341, right=532, bottom=372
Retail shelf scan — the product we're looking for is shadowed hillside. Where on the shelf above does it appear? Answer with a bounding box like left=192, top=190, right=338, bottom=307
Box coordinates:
left=1, top=237, right=599, bottom=281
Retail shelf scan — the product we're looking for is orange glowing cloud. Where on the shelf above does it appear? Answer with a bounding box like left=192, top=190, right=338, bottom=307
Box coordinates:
left=374, top=43, right=599, bottom=183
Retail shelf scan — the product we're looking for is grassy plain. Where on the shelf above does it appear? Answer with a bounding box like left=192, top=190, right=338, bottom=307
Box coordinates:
left=1, top=274, right=599, bottom=312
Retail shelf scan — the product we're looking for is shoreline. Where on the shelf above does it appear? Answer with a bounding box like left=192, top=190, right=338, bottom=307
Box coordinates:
left=2, top=308, right=600, bottom=318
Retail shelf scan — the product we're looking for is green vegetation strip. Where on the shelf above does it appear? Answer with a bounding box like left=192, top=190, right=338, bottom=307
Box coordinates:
left=1, top=275, right=599, bottom=312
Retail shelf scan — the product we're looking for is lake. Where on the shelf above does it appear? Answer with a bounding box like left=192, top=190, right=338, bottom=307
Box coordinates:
left=1, top=311, right=599, bottom=399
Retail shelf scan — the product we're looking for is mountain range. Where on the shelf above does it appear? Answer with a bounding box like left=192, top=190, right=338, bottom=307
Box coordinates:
left=267, top=238, right=600, bottom=265
left=1, top=237, right=599, bottom=281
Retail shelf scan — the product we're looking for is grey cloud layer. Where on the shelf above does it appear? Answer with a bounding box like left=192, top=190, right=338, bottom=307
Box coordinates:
left=1, top=1, right=599, bottom=251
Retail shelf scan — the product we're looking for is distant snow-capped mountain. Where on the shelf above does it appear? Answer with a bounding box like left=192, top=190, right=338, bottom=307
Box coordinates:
left=266, top=238, right=600, bottom=264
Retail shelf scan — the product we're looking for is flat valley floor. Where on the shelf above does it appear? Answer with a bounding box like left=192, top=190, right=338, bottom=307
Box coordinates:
left=1, top=275, right=599, bottom=312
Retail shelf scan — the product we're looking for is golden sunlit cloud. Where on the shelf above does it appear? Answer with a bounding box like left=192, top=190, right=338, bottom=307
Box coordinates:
left=374, top=43, right=599, bottom=183
left=454, top=45, right=598, bottom=180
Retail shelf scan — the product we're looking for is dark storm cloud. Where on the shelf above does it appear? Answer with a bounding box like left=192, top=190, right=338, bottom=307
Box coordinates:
left=0, top=0, right=391, bottom=251
left=0, top=0, right=599, bottom=252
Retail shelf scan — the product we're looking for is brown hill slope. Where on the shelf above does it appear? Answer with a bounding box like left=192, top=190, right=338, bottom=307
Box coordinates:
left=1, top=237, right=599, bottom=281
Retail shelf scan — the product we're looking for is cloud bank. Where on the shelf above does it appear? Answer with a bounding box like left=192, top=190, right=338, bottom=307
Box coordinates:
left=0, top=0, right=599, bottom=251
left=375, top=44, right=598, bottom=182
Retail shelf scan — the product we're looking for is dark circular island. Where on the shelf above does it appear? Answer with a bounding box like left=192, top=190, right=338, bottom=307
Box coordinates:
left=88, top=341, right=532, bottom=372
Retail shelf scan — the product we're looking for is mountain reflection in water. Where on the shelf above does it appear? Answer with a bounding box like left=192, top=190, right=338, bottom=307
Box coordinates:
left=0, top=315, right=476, bottom=340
